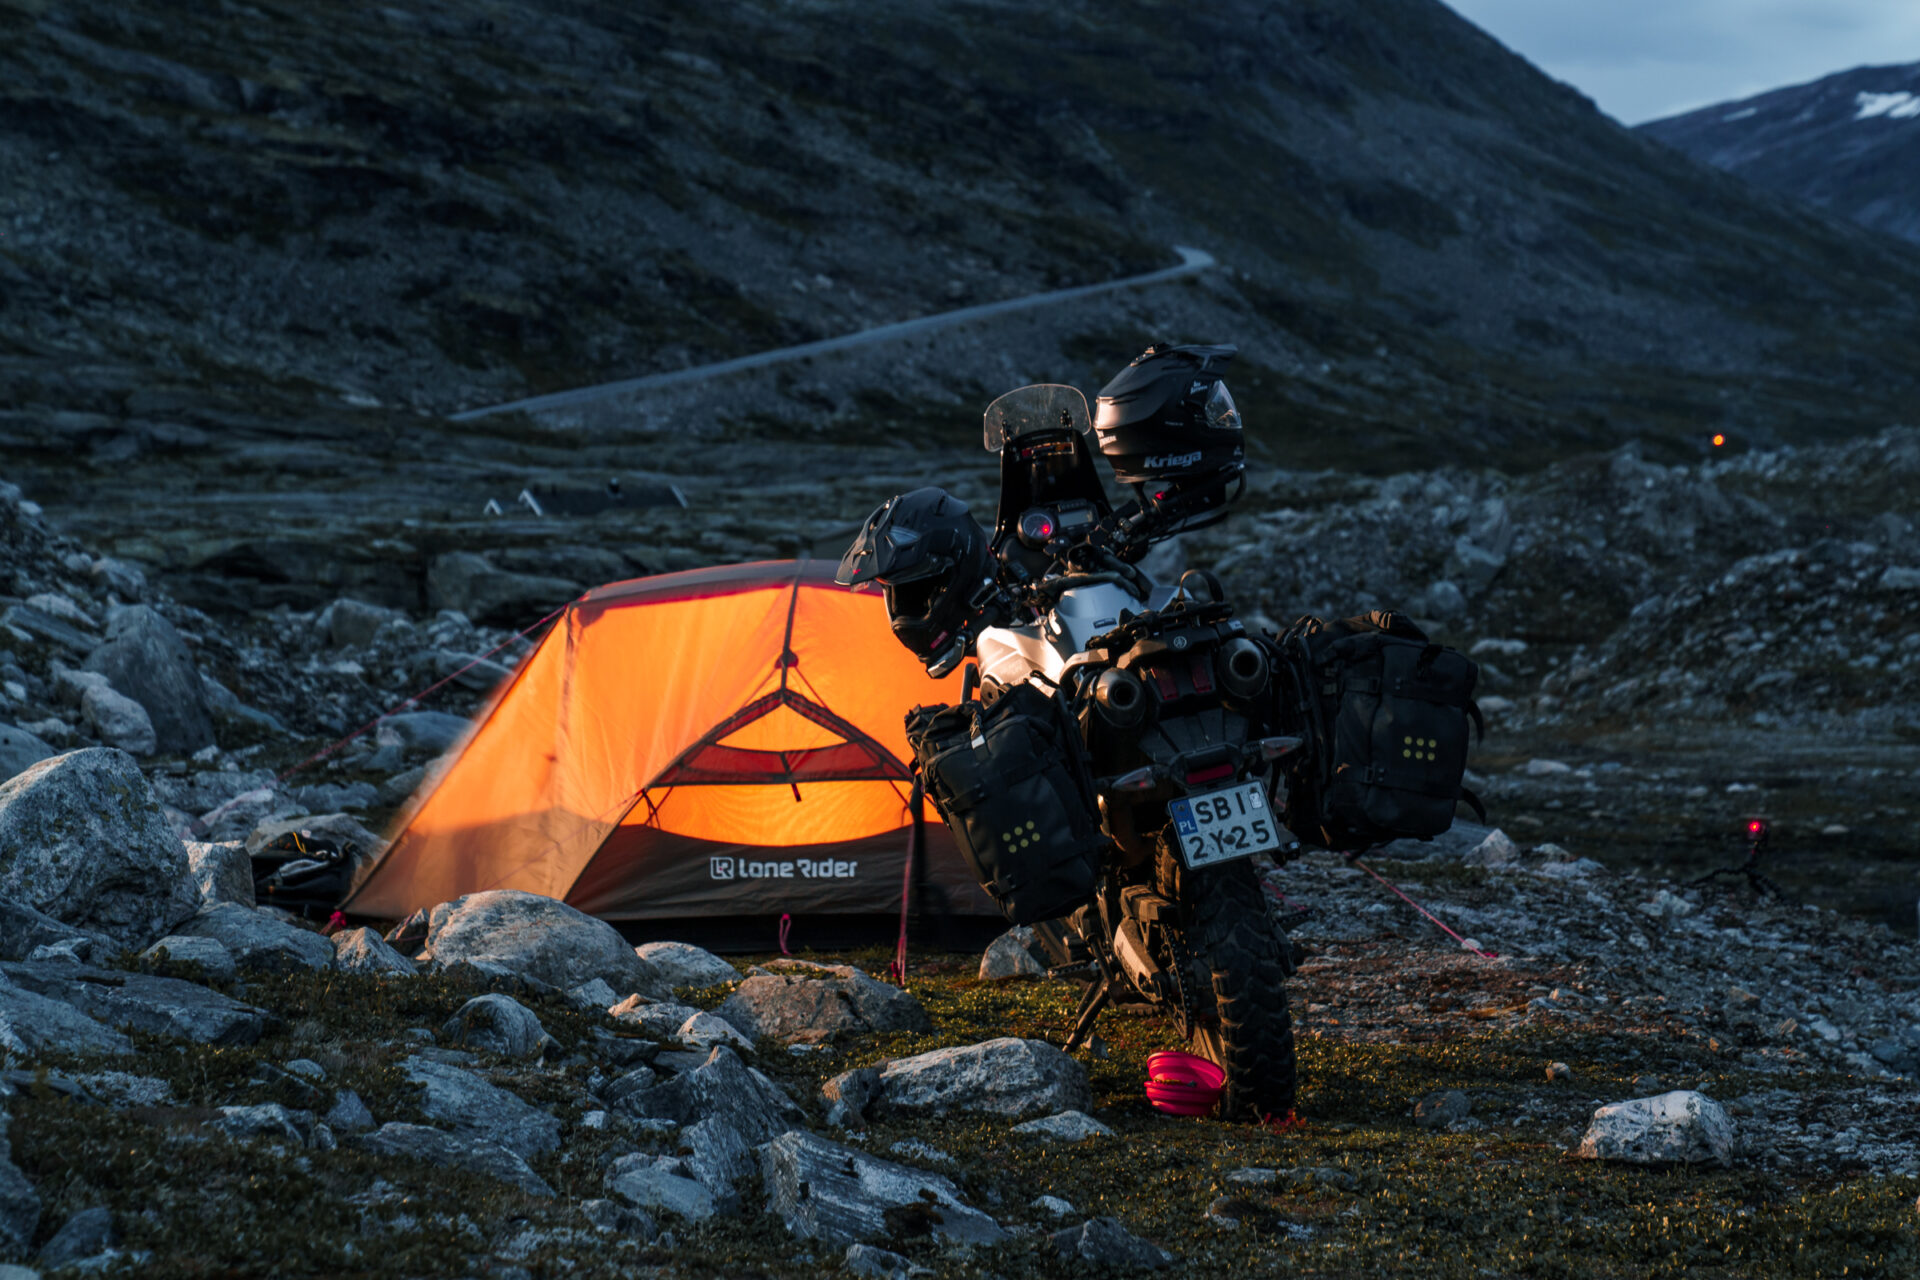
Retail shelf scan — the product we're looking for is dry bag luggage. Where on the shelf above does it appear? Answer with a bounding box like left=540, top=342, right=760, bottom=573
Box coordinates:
left=905, top=681, right=1105, bottom=925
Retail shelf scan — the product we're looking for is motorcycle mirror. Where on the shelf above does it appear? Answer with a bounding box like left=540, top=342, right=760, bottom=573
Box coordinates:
left=1258, top=736, right=1304, bottom=760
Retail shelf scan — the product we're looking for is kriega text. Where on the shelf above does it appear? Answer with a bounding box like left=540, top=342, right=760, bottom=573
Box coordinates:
left=710, top=857, right=859, bottom=880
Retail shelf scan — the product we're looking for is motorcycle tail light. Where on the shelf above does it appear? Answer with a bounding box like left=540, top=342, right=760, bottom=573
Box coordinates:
left=1185, top=763, right=1233, bottom=785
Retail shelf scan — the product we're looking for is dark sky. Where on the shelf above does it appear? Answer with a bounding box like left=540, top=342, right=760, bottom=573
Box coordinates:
left=1445, top=1, right=1920, bottom=123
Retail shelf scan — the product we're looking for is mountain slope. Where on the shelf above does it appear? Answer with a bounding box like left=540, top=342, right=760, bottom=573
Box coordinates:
left=1640, top=62, right=1920, bottom=246
left=6, top=0, right=1920, bottom=597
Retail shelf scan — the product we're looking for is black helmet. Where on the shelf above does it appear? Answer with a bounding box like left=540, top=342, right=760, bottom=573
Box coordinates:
left=1093, top=343, right=1245, bottom=533
left=836, top=487, right=1000, bottom=675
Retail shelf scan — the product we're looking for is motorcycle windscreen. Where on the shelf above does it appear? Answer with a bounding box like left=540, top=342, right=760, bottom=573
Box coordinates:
left=983, top=384, right=1091, bottom=450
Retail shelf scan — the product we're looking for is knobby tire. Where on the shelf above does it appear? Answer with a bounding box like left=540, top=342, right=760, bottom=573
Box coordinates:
left=1182, top=858, right=1297, bottom=1121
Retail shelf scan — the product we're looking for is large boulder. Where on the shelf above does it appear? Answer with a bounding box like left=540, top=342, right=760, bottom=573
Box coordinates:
left=1575, top=1091, right=1736, bottom=1165
left=978, top=927, right=1046, bottom=980
left=441, top=994, right=553, bottom=1060
left=0, top=749, right=198, bottom=950
left=400, top=1056, right=561, bottom=1159
left=606, top=1152, right=719, bottom=1222
left=331, top=928, right=416, bottom=976
left=420, top=890, right=663, bottom=996
left=607, top=1046, right=803, bottom=1143
left=139, top=935, right=237, bottom=982
left=83, top=606, right=214, bottom=754
left=0, top=975, right=133, bottom=1058
left=635, top=941, right=740, bottom=992
left=833, top=1038, right=1091, bottom=1123
left=427, top=552, right=580, bottom=627
left=713, top=965, right=929, bottom=1044
left=358, top=1123, right=552, bottom=1197
left=758, top=1131, right=1004, bottom=1248
left=1, top=961, right=268, bottom=1046
left=1050, top=1217, right=1173, bottom=1269
left=172, top=903, right=334, bottom=973
left=0, top=722, right=53, bottom=785
left=81, top=683, right=156, bottom=756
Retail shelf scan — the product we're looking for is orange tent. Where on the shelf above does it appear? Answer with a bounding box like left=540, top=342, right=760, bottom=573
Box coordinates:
left=346, top=560, right=999, bottom=938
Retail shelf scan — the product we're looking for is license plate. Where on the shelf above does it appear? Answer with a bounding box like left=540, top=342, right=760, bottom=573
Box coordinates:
left=1168, top=780, right=1281, bottom=869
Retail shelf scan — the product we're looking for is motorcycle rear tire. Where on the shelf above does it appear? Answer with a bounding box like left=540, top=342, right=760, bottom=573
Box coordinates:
left=1182, top=858, right=1298, bottom=1122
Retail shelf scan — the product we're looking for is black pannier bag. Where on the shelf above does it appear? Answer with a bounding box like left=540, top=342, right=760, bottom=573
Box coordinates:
left=1274, top=610, right=1485, bottom=852
left=905, top=681, right=1106, bottom=925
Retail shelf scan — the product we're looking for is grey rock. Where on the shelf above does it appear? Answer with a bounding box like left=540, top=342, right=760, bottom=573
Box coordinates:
left=36, top=1205, right=114, bottom=1270
left=887, top=1139, right=954, bottom=1165
left=979, top=926, right=1046, bottom=980
left=1413, top=1089, right=1472, bottom=1130
left=0, top=748, right=198, bottom=949
left=2, top=603, right=95, bottom=653
left=293, top=781, right=380, bottom=813
left=820, top=1067, right=881, bottom=1128
left=606, top=1153, right=718, bottom=1221
left=0, top=979, right=132, bottom=1058
left=319, top=597, right=405, bottom=649
left=0, top=901, right=102, bottom=964
left=83, top=606, right=214, bottom=754
left=420, top=890, right=663, bottom=996
left=677, top=1010, right=754, bottom=1051
left=599, top=1065, right=659, bottom=1109
left=213, top=1103, right=313, bottom=1146
left=681, top=1116, right=754, bottom=1212
left=1224, top=1165, right=1356, bottom=1191
left=1050, top=1217, right=1172, bottom=1269
left=325, top=1090, right=376, bottom=1134
left=713, top=966, right=929, bottom=1044
left=580, top=1197, right=656, bottom=1239
left=0, top=1114, right=40, bottom=1257
left=1011, top=1109, right=1113, bottom=1140
left=283, top=1058, right=326, bottom=1081
left=868, top=1038, right=1091, bottom=1121
left=172, top=903, right=335, bottom=973
left=1576, top=1091, right=1735, bottom=1165
left=608, top=996, right=701, bottom=1039
left=358, top=1122, right=553, bottom=1197
left=844, top=1242, right=918, bottom=1278
left=67, top=1071, right=171, bottom=1107
left=81, top=683, right=156, bottom=756
left=427, top=552, right=580, bottom=627
left=331, top=927, right=416, bottom=976
left=196, top=785, right=307, bottom=844
left=567, top=977, right=618, bottom=1010
left=1461, top=829, right=1520, bottom=867
left=140, top=934, right=237, bottom=981
left=1422, top=579, right=1467, bottom=621
left=0, top=723, right=53, bottom=784
left=634, top=941, right=739, bottom=991
left=759, top=1130, right=1004, bottom=1248
left=441, top=994, right=553, bottom=1060
left=608, top=1046, right=802, bottom=1144
left=372, top=711, right=470, bottom=758
left=401, top=1055, right=561, bottom=1158
left=1868, top=1038, right=1917, bottom=1075
left=1031, top=1194, right=1076, bottom=1216
left=0, top=960, right=267, bottom=1046
left=185, top=840, right=254, bottom=908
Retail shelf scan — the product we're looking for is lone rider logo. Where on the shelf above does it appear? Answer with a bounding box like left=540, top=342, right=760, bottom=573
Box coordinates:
left=710, top=856, right=735, bottom=880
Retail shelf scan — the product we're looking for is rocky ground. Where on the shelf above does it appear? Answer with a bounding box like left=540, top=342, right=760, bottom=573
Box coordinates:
left=3, top=436, right=1919, bottom=1277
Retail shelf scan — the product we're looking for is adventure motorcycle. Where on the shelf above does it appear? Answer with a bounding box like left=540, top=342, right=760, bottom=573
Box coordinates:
left=839, top=345, right=1480, bottom=1122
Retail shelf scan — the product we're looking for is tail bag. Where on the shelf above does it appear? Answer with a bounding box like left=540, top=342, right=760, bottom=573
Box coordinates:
left=1275, top=611, right=1485, bottom=852
left=905, top=682, right=1105, bottom=925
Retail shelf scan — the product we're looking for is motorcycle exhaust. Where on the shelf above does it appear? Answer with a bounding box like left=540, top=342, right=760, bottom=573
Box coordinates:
left=1217, top=637, right=1269, bottom=699
left=1091, top=667, right=1148, bottom=728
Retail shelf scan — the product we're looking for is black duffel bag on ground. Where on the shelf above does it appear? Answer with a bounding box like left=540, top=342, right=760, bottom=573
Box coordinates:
left=1275, top=610, right=1485, bottom=852
left=905, top=681, right=1106, bottom=925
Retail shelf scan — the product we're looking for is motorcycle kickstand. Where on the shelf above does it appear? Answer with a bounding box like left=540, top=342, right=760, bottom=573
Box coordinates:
left=1063, top=973, right=1111, bottom=1053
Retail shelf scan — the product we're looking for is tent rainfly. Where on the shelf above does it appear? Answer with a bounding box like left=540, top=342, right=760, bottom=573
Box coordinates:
left=345, top=560, right=999, bottom=938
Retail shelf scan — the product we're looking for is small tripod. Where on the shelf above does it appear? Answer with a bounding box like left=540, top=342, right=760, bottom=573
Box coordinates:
left=1687, top=818, right=1784, bottom=899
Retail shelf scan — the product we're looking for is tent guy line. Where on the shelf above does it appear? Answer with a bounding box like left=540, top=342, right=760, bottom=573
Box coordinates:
left=448, top=245, right=1217, bottom=421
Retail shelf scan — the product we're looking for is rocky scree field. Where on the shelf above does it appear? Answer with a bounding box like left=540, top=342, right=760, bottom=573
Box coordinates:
left=2, top=453, right=1920, bottom=1277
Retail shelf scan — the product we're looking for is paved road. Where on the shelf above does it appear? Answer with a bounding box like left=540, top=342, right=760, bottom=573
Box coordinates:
left=450, top=246, right=1216, bottom=422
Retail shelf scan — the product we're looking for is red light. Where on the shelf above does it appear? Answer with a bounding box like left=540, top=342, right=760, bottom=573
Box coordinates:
left=1746, top=819, right=1769, bottom=841
left=1712, top=433, right=1726, bottom=447
left=1185, top=763, right=1234, bottom=785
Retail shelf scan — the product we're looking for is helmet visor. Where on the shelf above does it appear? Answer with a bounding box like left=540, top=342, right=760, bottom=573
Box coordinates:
left=983, top=384, right=1091, bottom=451
left=1204, top=380, right=1240, bottom=433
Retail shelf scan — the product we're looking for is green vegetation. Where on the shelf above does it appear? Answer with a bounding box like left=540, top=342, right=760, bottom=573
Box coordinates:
left=10, top=955, right=1909, bottom=1277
